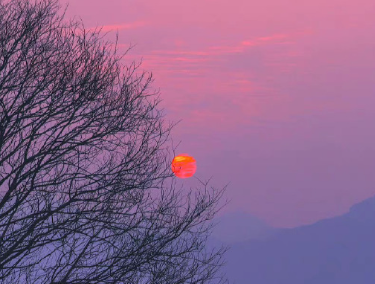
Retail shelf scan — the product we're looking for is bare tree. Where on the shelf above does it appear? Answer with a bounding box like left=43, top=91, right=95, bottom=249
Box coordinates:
left=0, top=0, right=230, bottom=283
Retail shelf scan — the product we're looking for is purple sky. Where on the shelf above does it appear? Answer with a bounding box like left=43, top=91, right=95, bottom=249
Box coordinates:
left=60, top=0, right=375, bottom=228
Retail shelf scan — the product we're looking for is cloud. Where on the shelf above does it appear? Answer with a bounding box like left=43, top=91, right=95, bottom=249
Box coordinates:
left=257, top=33, right=289, bottom=41
left=151, top=50, right=210, bottom=56
left=146, top=30, right=315, bottom=67
left=95, top=21, right=147, bottom=33
left=240, top=30, right=313, bottom=48
left=147, top=31, right=306, bottom=59
left=209, top=30, right=314, bottom=55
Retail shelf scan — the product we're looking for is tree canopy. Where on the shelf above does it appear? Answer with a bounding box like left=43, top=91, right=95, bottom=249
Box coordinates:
left=0, top=0, right=229, bottom=283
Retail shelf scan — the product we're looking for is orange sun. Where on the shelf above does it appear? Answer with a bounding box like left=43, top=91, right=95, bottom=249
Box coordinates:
left=171, top=154, right=197, bottom=179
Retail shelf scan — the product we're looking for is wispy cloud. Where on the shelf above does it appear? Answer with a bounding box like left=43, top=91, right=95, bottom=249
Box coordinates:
left=95, top=21, right=147, bottom=33
left=150, top=50, right=210, bottom=56
left=150, top=29, right=314, bottom=59
left=239, top=30, right=313, bottom=49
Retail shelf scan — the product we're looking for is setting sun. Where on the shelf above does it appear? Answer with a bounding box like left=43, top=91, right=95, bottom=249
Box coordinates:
left=171, top=154, right=197, bottom=178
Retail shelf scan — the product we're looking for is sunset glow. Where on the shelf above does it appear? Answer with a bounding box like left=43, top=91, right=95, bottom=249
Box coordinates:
left=61, top=0, right=375, bottom=227
left=171, top=154, right=197, bottom=178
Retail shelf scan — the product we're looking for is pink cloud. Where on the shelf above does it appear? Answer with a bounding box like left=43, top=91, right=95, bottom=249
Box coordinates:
left=169, top=57, right=210, bottom=63
left=95, top=21, right=147, bottom=33
left=151, top=50, right=210, bottom=56
left=258, top=33, right=289, bottom=41
left=208, top=45, right=245, bottom=54
left=240, top=30, right=313, bottom=48
left=241, top=41, right=257, bottom=46
left=206, top=30, right=314, bottom=56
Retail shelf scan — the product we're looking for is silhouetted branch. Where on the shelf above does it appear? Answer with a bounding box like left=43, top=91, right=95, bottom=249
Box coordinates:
left=0, top=0, right=230, bottom=283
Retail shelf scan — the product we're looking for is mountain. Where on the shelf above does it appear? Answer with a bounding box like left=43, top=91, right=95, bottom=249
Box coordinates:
left=208, top=210, right=279, bottom=245
left=222, top=195, right=375, bottom=284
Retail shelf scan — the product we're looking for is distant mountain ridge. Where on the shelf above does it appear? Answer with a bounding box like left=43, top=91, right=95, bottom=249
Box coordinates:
left=208, top=210, right=279, bottom=245
left=221, top=195, right=375, bottom=284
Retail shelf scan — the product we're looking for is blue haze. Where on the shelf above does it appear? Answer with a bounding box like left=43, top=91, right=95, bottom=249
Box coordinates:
left=208, top=195, right=375, bottom=284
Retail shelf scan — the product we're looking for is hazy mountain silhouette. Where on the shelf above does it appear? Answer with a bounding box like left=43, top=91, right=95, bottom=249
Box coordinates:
left=209, top=210, right=279, bottom=245
left=221, top=195, right=375, bottom=284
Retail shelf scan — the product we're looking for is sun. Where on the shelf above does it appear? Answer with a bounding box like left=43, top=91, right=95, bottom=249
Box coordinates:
left=171, top=154, right=197, bottom=179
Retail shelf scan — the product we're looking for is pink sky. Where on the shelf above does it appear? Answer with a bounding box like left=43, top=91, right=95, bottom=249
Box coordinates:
left=61, top=0, right=375, bottom=228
